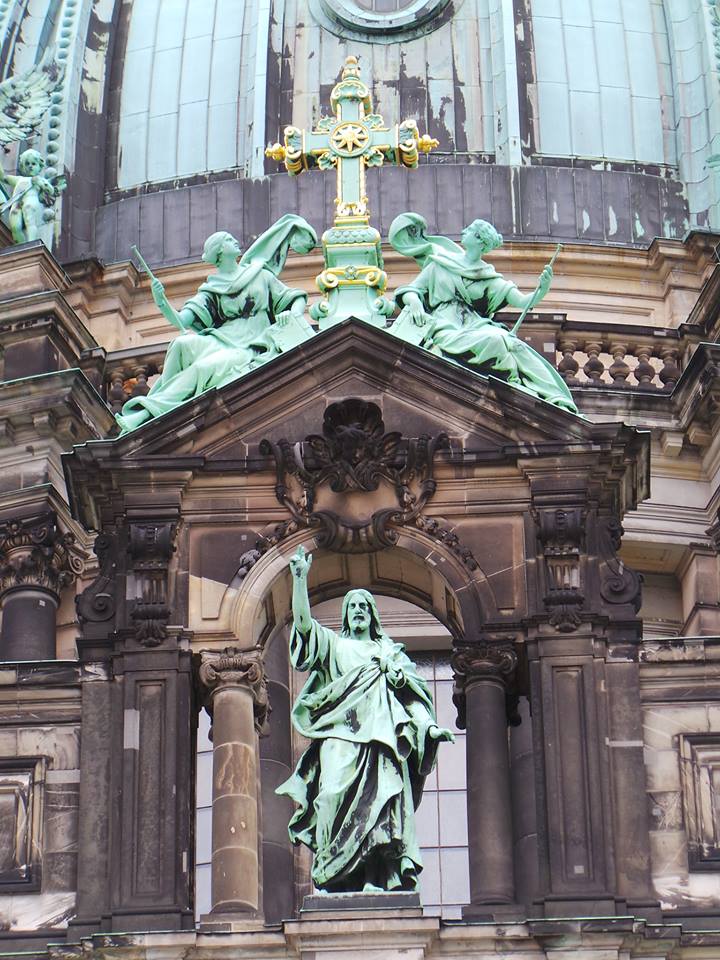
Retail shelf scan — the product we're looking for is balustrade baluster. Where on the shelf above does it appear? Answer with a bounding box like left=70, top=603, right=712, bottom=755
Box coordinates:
left=583, top=341, right=605, bottom=384
left=108, top=371, right=127, bottom=412
left=633, top=343, right=657, bottom=389
left=608, top=342, right=630, bottom=387
left=658, top=347, right=681, bottom=391
left=131, top=365, right=151, bottom=397
left=557, top=339, right=580, bottom=385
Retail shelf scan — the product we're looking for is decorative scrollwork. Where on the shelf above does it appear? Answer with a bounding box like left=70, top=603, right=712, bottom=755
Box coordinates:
left=260, top=399, right=448, bottom=554
left=127, top=517, right=177, bottom=646
left=534, top=506, right=585, bottom=632
left=598, top=517, right=642, bottom=612
left=76, top=532, right=117, bottom=624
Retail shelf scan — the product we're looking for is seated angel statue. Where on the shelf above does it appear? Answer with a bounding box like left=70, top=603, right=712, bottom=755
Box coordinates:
left=116, top=214, right=317, bottom=434
left=388, top=212, right=578, bottom=414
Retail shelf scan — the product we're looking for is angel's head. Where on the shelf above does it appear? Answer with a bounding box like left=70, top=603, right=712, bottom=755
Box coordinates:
left=18, top=149, right=45, bottom=176
left=461, top=219, right=503, bottom=257
left=202, top=231, right=242, bottom=266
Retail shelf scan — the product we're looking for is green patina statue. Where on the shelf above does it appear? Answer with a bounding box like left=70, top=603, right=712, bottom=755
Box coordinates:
left=278, top=546, right=454, bottom=893
left=116, top=215, right=317, bottom=433
left=388, top=212, right=578, bottom=414
left=0, top=148, right=67, bottom=244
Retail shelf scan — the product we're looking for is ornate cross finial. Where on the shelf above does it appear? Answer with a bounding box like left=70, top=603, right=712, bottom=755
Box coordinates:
left=265, top=55, right=438, bottom=330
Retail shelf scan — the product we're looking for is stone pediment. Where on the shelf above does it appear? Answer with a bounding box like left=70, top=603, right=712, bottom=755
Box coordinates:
left=92, top=320, right=620, bottom=457
left=65, top=320, right=648, bottom=534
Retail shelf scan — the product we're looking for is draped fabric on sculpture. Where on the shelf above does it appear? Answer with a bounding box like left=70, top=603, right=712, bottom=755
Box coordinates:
left=115, top=215, right=316, bottom=433
left=389, top=213, right=577, bottom=413
left=277, top=605, right=442, bottom=892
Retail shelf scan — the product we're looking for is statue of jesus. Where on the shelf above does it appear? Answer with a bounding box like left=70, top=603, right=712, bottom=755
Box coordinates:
left=277, top=545, right=454, bottom=893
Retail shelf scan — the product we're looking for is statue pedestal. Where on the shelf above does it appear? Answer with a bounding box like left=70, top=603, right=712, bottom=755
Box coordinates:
left=301, top=890, right=422, bottom=919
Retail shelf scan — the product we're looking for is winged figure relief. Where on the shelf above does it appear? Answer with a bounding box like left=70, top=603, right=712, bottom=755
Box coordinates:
left=0, top=50, right=64, bottom=147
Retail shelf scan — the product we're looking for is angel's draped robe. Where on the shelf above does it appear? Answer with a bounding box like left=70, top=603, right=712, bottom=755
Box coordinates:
left=277, top=620, right=442, bottom=891
left=116, top=263, right=306, bottom=433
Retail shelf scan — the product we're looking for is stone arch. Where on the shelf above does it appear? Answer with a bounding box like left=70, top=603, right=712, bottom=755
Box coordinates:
left=225, top=528, right=491, bottom=922
left=223, top=527, right=499, bottom=650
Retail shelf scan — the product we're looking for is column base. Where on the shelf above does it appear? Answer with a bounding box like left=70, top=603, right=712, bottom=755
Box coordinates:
left=462, top=902, right=526, bottom=922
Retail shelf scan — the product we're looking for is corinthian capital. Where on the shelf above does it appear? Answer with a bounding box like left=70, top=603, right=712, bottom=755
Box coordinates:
left=451, top=640, right=519, bottom=730
left=451, top=640, right=518, bottom=687
left=0, top=511, right=84, bottom=598
left=198, top=648, right=269, bottom=734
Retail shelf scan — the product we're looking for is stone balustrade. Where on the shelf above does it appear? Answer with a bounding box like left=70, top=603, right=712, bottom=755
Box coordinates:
left=102, top=342, right=169, bottom=412
left=98, top=315, right=705, bottom=412
left=556, top=331, right=682, bottom=391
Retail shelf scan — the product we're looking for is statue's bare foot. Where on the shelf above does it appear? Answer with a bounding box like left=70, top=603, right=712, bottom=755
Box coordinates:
left=363, top=881, right=383, bottom=893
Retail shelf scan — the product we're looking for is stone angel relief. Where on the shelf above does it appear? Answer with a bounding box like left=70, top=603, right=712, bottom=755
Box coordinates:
left=0, top=51, right=66, bottom=243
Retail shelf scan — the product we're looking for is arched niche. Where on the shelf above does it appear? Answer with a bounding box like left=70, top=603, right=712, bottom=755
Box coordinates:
left=216, top=528, right=495, bottom=922
left=223, top=526, right=498, bottom=653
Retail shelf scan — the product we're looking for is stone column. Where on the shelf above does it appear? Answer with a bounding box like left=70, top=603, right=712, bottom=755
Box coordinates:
left=199, top=648, right=269, bottom=917
left=0, top=512, right=83, bottom=660
left=452, top=640, right=518, bottom=916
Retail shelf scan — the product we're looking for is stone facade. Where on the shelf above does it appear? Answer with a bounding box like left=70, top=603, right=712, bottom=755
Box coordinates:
left=2, top=2, right=720, bottom=958
left=0, top=237, right=717, bottom=957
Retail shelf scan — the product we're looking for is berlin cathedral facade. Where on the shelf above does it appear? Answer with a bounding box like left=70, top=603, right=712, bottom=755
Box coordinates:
left=1, top=0, right=720, bottom=957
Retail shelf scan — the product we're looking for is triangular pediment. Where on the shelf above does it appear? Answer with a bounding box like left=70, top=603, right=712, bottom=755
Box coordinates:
left=65, top=321, right=649, bottom=528
left=88, top=321, right=617, bottom=459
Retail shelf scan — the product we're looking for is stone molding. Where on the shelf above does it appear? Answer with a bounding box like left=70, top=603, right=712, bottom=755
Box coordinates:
left=0, top=511, right=84, bottom=599
left=198, top=648, right=270, bottom=735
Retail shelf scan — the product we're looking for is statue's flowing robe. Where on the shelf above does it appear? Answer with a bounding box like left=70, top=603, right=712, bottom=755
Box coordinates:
left=116, top=213, right=316, bottom=433
left=277, top=620, right=441, bottom=891
left=115, top=265, right=305, bottom=431
left=390, top=212, right=577, bottom=413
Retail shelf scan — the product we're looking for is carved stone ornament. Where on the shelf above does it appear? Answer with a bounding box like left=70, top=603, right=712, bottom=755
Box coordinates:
left=451, top=640, right=519, bottom=729
left=414, top=515, right=479, bottom=571
left=598, top=517, right=642, bottom=612
left=260, top=399, right=448, bottom=552
left=76, top=531, right=117, bottom=624
left=0, top=511, right=84, bottom=598
left=535, top=506, right=585, bottom=632
left=127, top=518, right=177, bottom=647
left=198, top=648, right=269, bottom=735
